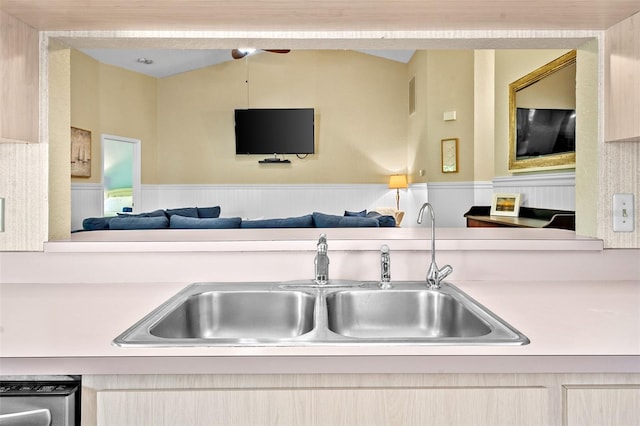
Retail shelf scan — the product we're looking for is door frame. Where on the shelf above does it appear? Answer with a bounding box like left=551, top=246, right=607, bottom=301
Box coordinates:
left=101, top=134, right=142, bottom=215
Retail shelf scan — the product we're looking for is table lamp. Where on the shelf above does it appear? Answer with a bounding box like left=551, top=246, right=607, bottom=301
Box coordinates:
left=388, top=174, right=408, bottom=210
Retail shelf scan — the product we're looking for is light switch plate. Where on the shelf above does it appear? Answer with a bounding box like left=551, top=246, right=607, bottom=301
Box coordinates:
left=443, top=111, right=457, bottom=121
left=0, top=198, right=4, bottom=232
left=613, top=193, right=634, bottom=232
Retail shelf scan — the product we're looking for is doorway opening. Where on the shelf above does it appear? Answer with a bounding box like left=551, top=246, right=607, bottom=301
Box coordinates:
left=101, top=134, right=141, bottom=216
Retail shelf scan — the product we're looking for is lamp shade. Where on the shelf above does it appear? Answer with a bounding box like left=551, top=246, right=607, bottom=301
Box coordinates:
left=388, top=174, right=408, bottom=189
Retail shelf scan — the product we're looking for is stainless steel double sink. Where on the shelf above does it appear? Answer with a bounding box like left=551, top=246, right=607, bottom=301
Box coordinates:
left=113, top=281, right=529, bottom=347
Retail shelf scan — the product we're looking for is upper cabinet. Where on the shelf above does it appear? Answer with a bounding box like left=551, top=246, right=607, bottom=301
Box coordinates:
left=0, top=11, right=39, bottom=144
left=605, top=12, right=640, bottom=143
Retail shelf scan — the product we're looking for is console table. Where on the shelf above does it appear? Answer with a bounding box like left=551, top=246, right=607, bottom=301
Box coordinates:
left=464, top=206, right=575, bottom=230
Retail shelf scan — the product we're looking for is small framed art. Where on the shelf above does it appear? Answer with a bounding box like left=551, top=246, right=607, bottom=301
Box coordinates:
left=71, top=126, right=92, bottom=177
left=490, top=193, right=522, bottom=217
left=441, top=138, right=458, bottom=173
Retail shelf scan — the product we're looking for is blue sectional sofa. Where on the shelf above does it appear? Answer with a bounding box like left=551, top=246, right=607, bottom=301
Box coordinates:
left=80, top=207, right=396, bottom=231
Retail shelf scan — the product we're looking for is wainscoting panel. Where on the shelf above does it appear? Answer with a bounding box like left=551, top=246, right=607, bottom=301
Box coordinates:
left=71, top=183, right=103, bottom=231
left=426, top=182, right=477, bottom=228
left=492, top=172, right=576, bottom=211
left=70, top=175, right=575, bottom=231
left=71, top=183, right=428, bottom=230
left=140, top=184, right=412, bottom=221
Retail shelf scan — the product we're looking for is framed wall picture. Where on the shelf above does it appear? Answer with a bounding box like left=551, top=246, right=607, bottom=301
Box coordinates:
left=491, top=193, right=522, bottom=217
left=71, top=126, right=91, bottom=177
left=441, top=138, right=458, bottom=173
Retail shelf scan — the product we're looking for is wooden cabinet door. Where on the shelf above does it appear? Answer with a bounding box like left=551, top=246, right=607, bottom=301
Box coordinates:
left=605, top=13, right=640, bottom=142
left=0, top=11, right=39, bottom=144
left=97, top=387, right=547, bottom=426
left=565, top=386, right=640, bottom=426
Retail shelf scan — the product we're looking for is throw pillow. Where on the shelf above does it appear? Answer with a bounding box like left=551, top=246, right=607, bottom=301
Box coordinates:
left=197, top=206, right=221, bottom=218
left=165, top=207, right=199, bottom=218
left=344, top=209, right=367, bottom=217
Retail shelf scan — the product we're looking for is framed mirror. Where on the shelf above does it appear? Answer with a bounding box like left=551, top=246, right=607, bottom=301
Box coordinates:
left=509, top=50, right=576, bottom=171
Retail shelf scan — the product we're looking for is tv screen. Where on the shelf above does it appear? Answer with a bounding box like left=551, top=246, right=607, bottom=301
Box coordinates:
left=234, top=108, right=315, bottom=155
left=516, top=108, right=575, bottom=158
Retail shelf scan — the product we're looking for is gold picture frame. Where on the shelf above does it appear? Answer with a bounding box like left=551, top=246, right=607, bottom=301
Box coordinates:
left=71, top=126, right=91, bottom=177
left=490, top=193, right=522, bottom=217
left=441, top=138, right=459, bottom=173
left=508, top=50, right=577, bottom=172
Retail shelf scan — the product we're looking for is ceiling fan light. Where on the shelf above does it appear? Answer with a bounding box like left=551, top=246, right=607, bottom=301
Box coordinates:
left=238, top=48, right=256, bottom=55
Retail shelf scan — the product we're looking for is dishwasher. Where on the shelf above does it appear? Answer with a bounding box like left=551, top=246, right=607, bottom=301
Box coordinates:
left=0, top=376, right=80, bottom=426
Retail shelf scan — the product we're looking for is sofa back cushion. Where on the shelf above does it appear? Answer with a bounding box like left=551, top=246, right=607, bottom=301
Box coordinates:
left=313, top=212, right=380, bottom=228
left=109, top=216, right=170, bottom=230
left=170, top=215, right=242, bottom=229
left=240, top=214, right=314, bottom=228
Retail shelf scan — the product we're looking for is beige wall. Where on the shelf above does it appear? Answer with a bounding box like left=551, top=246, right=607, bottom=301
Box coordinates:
left=72, top=48, right=580, bottom=188
left=70, top=50, right=158, bottom=185
left=48, top=41, right=71, bottom=241
left=515, top=62, right=576, bottom=109
left=407, top=50, right=428, bottom=183
left=156, top=50, right=408, bottom=184
left=575, top=39, right=600, bottom=239
left=406, top=50, right=475, bottom=183
left=71, top=49, right=477, bottom=186
left=473, top=50, right=496, bottom=182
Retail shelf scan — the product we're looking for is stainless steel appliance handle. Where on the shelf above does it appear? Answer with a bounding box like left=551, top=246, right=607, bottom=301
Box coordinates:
left=0, top=408, right=52, bottom=426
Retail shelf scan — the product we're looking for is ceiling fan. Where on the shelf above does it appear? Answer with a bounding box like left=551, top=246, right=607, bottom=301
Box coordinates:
left=231, top=48, right=291, bottom=59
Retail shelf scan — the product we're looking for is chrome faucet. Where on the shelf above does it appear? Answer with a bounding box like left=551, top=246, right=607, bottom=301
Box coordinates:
left=379, top=244, right=392, bottom=289
left=417, top=202, right=453, bottom=289
left=314, top=233, right=330, bottom=285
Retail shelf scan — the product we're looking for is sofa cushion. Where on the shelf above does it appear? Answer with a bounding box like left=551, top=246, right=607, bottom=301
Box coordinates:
left=165, top=207, right=199, bottom=218
left=170, top=215, right=242, bottom=229
left=197, top=206, right=221, bottom=218
left=240, top=214, right=314, bottom=228
left=82, top=217, right=112, bottom=231
left=313, top=212, right=380, bottom=228
left=109, top=216, right=169, bottom=230
left=344, top=209, right=367, bottom=217
left=366, top=211, right=396, bottom=227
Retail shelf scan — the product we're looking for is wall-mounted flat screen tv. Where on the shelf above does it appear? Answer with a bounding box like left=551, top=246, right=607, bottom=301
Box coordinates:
left=235, top=108, right=315, bottom=155
left=516, top=108, right=575, bottom=158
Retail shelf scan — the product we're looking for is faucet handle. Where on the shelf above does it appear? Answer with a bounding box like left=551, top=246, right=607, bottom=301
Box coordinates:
left=427, top=263, right=453, bottom=289
left=438, top=264, right=453, bottom=282
left=379, top=244, right=392, bottom=289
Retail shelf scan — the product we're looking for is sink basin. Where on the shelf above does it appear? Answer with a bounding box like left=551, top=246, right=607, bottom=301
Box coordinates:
left=150, top=290, right=315, bottom=339
left=113, top=281, right=529, bottom=347
left=113, top=283, right=317, bottom=346
left=327, top=290, right=491, bottom=338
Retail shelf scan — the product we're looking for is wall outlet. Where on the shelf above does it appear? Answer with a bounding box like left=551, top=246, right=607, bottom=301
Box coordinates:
left=612, top=193, right=634, bottom=232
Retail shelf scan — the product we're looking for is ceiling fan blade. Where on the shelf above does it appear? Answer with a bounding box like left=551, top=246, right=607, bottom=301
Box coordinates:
left=231, top=49, right=247, bottom=59
left=231, top=48, right=290, bottom=59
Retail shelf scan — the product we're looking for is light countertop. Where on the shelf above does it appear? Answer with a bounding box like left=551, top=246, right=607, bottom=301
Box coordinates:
left=1, top=279, right=638, bottom=375
left=46, top=227, right=604, bottom=252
